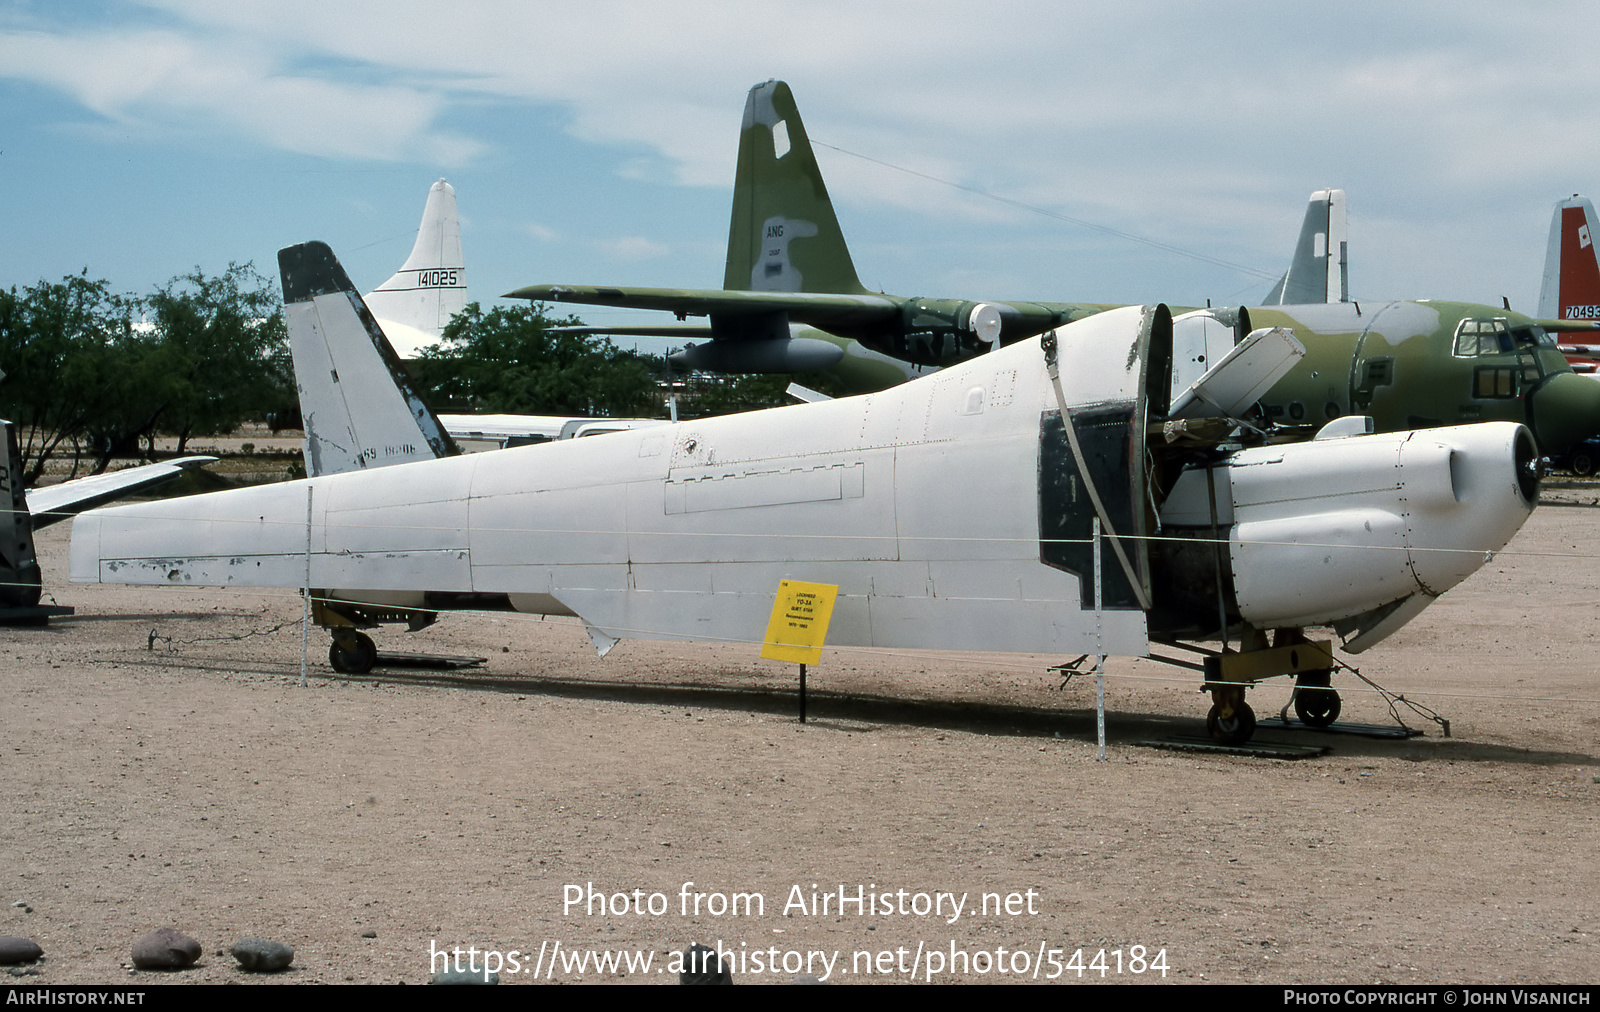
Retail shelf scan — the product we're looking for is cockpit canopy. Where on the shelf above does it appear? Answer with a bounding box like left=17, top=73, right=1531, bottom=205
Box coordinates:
left=1451, top=317, right=1555, bottom=357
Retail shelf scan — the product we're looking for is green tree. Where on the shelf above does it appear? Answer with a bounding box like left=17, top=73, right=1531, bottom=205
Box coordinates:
left=0, top=264, right=290, bottom=480
left=415, top=302, right=659, bottom=418
left=0, top=272, right=135, bottom=484
left=138, top=264, right=290, bottom=457
left=74, top=263, right=289, bottom=473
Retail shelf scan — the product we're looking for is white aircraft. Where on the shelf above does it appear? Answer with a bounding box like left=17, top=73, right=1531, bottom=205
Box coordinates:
left=347, top=179, right=650, bottom=451
left=362, top=178, right=467, bottom=359
left=67, top=240, right=1538, bottom=744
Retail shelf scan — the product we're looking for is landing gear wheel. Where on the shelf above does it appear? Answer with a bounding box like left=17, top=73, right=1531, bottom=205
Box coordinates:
left=329, top=632, right=377, bottom=674
left=1294, top=687, right=1342, bottom=727
left=1572, top=450, right=1596, bottom=477
left=1206, top=700, right=1256, bottom=746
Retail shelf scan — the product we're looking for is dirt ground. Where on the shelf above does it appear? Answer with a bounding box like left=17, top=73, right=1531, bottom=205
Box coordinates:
left=2, top=490, right=1597, bottom=986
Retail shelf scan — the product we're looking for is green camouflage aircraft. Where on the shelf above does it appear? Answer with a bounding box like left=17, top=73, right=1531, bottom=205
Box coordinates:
left=510, top=80, right=1600, bottom=458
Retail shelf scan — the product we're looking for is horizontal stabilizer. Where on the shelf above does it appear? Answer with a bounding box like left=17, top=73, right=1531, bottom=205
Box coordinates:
left=785, top=382, right=831, bottom=403
left=509, top=283, right=900, bottom=328
left=25, top=456, right=217, bottom=529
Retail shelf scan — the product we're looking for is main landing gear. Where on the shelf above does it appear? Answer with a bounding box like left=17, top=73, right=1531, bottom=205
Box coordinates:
left=312, top=597, right=437, bottom=676
left=329, top=630, right=377, bottom=675
left=1200, top=629, right=1340, bottom=745
left=1205, top=689, right=1256, bottom=747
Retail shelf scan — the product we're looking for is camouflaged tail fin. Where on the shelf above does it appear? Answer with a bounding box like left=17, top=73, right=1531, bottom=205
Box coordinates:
left=725, top=80, right=870, bottom=295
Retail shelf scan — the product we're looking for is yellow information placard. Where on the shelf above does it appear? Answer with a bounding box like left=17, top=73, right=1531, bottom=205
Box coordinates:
left=760, top=580, right=839, bottom=665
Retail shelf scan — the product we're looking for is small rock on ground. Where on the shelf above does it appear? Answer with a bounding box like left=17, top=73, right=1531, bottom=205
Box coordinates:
left=231, top=937, right=294, bottom=972
left=131, top=928, right=201, bottom=970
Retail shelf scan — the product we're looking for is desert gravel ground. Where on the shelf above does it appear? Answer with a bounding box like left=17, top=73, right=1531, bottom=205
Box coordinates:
left=2, top=492, right=1596, bottom=985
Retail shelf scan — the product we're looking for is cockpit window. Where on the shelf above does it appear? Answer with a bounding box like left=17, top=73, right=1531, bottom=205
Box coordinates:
left=1453, top=318, right=1513, bottom=357
left=1454, top=318, right=1554, bottom=356
left=1511, top=325, right=1557, bottom=348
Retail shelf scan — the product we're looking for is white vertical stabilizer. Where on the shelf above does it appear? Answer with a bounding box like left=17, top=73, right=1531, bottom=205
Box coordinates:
left=1263, top=189, right=1348, bottom=305
left=364, top=179, right=467, bottom=357
left=281, top=242, right=458, bottom=477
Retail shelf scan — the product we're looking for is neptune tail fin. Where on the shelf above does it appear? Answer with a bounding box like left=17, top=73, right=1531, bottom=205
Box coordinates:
left=363, top=179, right=467, bottom=357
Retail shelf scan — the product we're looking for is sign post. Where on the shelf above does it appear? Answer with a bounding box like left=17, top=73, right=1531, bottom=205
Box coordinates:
left=760, top=580, right=839, bottom=723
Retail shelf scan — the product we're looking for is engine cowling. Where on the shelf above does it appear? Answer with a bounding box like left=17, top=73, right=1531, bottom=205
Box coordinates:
left=1154, top=421, right=1537, bottom=650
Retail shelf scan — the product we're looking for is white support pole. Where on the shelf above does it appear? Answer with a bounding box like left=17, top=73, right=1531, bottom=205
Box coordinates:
left=1093, top=517, right=1106, bottom=761
left=300, top=485, right=312, bottom=688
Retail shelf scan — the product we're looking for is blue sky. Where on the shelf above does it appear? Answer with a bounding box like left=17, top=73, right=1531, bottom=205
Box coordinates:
left=3, top=0, right=1597, bottom=345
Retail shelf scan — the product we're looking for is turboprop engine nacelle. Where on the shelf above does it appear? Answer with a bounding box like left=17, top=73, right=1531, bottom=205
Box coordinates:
left=678, top=335, right=845, bottom=374
left=1157, top=420, right=1538, bottom=651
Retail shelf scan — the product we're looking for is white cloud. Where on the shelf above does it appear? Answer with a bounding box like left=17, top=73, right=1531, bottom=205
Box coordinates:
left=595, top=236, right=671, bottom=261
left=0, top=22, right=482, bottom=163
left=5, top=0, right=1599, bottom=304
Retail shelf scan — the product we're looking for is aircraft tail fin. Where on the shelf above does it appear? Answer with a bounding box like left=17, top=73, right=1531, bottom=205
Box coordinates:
left=279, top=241, right=459, bottom=477
left=725, top=80, right=870, bottom=295
left=363, top=178, right=467, bottom=357
left=1537, top=195, right=1600, bottom=321
left=1, top=421, right=42, bottom=608
left=1262, top=189, right=1348, bottom=305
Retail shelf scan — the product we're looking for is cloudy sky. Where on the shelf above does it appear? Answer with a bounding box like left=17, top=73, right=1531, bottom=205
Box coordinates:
left=3, top=0, right=1596, bottom=339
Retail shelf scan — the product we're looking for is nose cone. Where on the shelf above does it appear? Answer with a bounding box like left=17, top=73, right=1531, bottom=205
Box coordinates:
left=1402, top=422, right=1538, bottom=598
left=1531, top=372, right=1600, bottom=457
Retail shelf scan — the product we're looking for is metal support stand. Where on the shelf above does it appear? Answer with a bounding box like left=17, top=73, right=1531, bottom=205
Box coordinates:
left=300, top=485, right=312, bottom=688
left=798, top=663, right=807, bottom=723
left=1093, top=517, right=1106, bottom=761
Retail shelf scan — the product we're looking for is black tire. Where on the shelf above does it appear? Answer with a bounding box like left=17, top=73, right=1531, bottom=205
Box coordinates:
left=328, top=632, right=377, bottom=674
left=1206, top=700, right=1256, bottom=745
left=1572, top=451, right=1596, bottom=477
left=1294, top=686, right=1342, bottom=727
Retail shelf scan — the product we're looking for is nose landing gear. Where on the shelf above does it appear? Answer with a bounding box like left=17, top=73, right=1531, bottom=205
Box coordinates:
left=1200, top=629, right=1337, bottom=745
left=1292, top=669, right=1342, bottom=727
